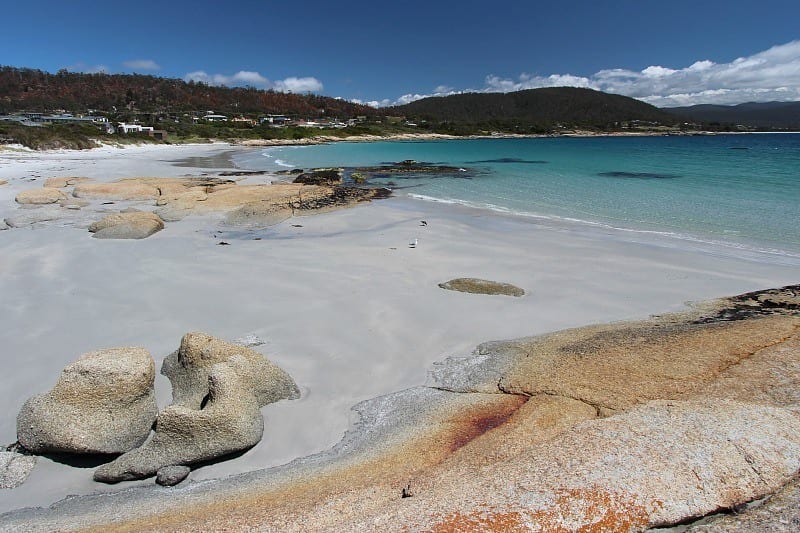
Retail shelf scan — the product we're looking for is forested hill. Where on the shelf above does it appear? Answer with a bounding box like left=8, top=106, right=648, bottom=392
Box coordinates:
left=668, top=102, right=800, bottom=129
left=391, top=87, right=679, bottom=128
left=0, top=66, right=377, bottom=118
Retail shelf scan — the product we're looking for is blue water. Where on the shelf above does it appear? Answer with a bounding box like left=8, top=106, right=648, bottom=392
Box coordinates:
left=234, top=134, right=800, bottom=258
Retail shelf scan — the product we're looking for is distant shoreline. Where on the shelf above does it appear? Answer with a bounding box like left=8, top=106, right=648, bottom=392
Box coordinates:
left=3, top=130, right=795, bottom=156
left=234, top=129, right=728, bottom=148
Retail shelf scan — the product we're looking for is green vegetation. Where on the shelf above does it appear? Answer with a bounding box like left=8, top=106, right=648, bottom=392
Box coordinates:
left=668, top=102, right=800, bottom=130
left=0, top=123, right=160, bottom=150
left=392, top=87, right=681, bottom=131
left=0, top=66, right=732, bottom=150
left=0, top=66, right=375, bottom=118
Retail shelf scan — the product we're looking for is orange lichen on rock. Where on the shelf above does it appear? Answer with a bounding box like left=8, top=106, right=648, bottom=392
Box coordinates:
left=431, top=489, right=653, bottom=533
left=7, top=286, right=800, bottom=533
left=431, top=509, right=528, bottom=532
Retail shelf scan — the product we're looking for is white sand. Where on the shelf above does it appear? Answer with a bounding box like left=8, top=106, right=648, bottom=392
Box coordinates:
left=0, top=143, right=797, bottom=514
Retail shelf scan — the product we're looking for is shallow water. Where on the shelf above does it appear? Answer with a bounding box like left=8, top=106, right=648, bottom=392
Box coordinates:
left=234, top=134, right=800, bottom=259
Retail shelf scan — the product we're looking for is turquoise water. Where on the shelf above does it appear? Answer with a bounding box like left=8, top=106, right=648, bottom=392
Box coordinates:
left=234, top=134, right=800, bottom=258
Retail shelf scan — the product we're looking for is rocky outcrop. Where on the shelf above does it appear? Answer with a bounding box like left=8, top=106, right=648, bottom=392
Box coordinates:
left=149, top=179, right=388, bottom=223
left=130, top=284, right=796, bottom=530
left=58, top=198, right=90, bottom=209
left=43, top=177, right=93, bottom=189
left=14, top=188, right=67, bottom=205
left=16, top=347, right=158, bottom=455
left=88, top=211, right=165, bottom=239
left=7, top=331, right=299, bottom=487
left=93, top=362, right=265, bottom=483
left=73, top=181, right=160, bottom=201
left=294, top=186, right=390, bottom=212
left=686, top=474, right=800, bottom=531
left=438, top=277, right=525, bottom=297
left=162, top=332, right=300, bottom=409
left=10, top=176, right=388, bottom=230
left=292, top=170, right=342, bottom=186
left=0, top=179, right=8, bottom=186
left=90, top=332, right=299, bottom=483
left=404, top=399, right=800, bottom=532
left=0, top=451, right=37, bottom=489
left=224, top=202, right=294, bottom=226
left=8, top=287, right=799, bottom=532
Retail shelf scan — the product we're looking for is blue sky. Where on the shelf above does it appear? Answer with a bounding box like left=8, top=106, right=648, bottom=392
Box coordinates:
left=3, top=0, right=799, bottom=107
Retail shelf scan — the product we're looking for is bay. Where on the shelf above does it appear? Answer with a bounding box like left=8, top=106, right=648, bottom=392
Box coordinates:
left=234, top=134, right=800, bottom=259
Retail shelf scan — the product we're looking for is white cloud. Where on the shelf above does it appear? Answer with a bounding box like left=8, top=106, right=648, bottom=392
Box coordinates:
left=272, top=76, right=323, bottom=93
left=372, top=40, right=800, bottom=108
left=378, top=86, right=465, bottom=107
left=395, top=93, right=432, bottom=105
left=122, top=59, right=160, bottom=71
left=183, top=70, right=322, bottom=93
left=348, top=97, right=392, bottom=108
left=185, top=70, right=269, bottom=87
left=476, top=40, right=800, bottom=107
left=229, top=70, right=269, bottom=85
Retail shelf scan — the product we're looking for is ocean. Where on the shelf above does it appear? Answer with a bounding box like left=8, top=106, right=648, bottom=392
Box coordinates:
left=233, top=134, right=800, bottom=260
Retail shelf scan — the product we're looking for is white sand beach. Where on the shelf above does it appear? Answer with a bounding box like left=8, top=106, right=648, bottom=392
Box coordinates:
left=1, top=143, right=798, bottom=515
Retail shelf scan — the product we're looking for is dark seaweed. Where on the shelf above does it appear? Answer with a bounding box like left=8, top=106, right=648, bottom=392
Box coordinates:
left=597, top=171, right=680, bottom=179
left=466, top=158, right=549, bottom=164
left=692, top=284, right=800, bottom=324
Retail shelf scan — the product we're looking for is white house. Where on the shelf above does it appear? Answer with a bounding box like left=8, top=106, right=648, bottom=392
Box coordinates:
left=117, top=123, right=154, bottom=134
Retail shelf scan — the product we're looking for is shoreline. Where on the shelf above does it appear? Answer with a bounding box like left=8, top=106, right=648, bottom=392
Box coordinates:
left=1, top=143, right=798, bottom=526
left=235, top=129, right=735, bottom=148
left=235, top=135, right=800, bottom=263
left=0, top=128, right=752, bottom=157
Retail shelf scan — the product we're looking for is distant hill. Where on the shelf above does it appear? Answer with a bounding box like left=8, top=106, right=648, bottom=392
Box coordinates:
left=668, top=101, right=800, bottom=129
left=391, top=87, right=679, bottom=129
left=0, top=66, right=377, bottom=118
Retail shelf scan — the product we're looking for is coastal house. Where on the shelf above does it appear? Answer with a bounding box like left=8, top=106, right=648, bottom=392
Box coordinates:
left=39, top=114, right=109, bottom=125
left=231, top=116, right=257, bottom=126
left=0, top=113, right=114, bottom=131
left=260, top=115, right=291, bottom=126
left=118, top=123, right=153, bottom=134
left=0, top=115, right=39, bottom=127
left=116, top=123, right=167, bottom=140
left=199, top=111, right=228, bottom=122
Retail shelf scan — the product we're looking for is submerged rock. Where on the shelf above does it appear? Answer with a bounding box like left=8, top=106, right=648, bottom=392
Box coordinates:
left=3, top=206, right=65, bottom=227
left=0, top=451, right=37, bottom=489
left=438, top=278, right=525, bottom=297
left=88, top=211, right=165, bottom=239
left=16, top=347, right=158, bottom=455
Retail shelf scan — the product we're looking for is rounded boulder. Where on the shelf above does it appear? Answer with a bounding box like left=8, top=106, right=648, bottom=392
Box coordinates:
left=16, top=347, right=158, bottom=455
